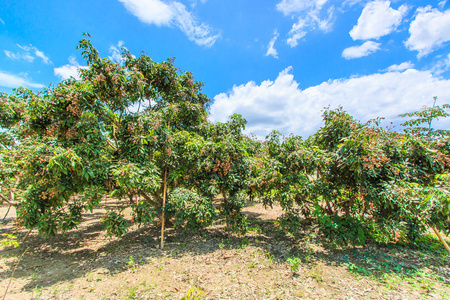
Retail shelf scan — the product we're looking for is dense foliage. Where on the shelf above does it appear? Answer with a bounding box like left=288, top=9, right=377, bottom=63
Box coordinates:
left=260, top=106, right=450, bottom=246
left=1, top=35, right=449, bottom=248
left=0, top=34, right=251, bottom=242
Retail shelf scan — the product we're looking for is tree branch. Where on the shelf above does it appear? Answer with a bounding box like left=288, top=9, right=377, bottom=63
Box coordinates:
left=139, top=191, right=160, bottom=208
left=106, top=138, right=118, bottom=151
left=152, top=191, right=163, bottom=205
left=0, top=193, right=20, bottom=207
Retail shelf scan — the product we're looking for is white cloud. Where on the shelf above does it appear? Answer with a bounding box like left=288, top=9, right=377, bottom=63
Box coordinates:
left=0, top=70, right=44, bottom=89
left=439, top=1, right=447, bottom=9
left=350, top=1, right=408, bottom=41
left=118, top=0, right=174, bottom=26
left=386, top=61, right=414, bottom=72
left=5, top=44, right=51, bottom=64
left=429, top=54, right=450, bottom=75
left=118, top=0, right=219, bottom=47
left=0, top=18, right=5, bottom=25
left=210, top=68, right=450, bottom=138
left=342, top=41, right=381, bottom=59
left=279, top=0, right=334, bottom=47
left=311, top=6, right=334, bottom=32
left=276, top=0, right=327, bottom=15
left=342, top=0, right=364, bottom=7
left=34, top=50, right=51, bottom=64
left=171, top=2, right=220, bottom=47
left=405, top=6, right=450, bottom=57
left=109, top=41, right=126, bottom=63
left=54, top=57, right=87, bottom=80
left=4, top=50, right=34, bottom=62
left=287, top=19, right=307, bottom=47
left=109, top=41, right=137, bottom=63
left=266, top=30, right=279, bottom=58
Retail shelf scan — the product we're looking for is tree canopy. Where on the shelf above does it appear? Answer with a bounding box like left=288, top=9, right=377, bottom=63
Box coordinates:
left=1, top=34, right=449, bottom=250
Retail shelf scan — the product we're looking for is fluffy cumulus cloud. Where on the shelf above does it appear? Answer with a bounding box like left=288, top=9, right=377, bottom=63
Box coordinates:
left=210, top=67, right=450, bottom=138
left=342, top=41, right=381, bottom=59
left=0, top=71, right=44, bottom=89
left=118, top=0, right=219, bottom=47
left=54, top=57, right=87, bottom=80
left=266, top=30, right=280, bottom=58
left=350, top=1, right=408, bottom=41
left=405, top=6, right=450, bottom=57
left=4, top=44, right=51, bottom=64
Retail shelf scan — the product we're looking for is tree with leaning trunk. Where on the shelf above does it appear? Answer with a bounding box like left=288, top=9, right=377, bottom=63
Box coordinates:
left=0, top=34, right=215, bottom=243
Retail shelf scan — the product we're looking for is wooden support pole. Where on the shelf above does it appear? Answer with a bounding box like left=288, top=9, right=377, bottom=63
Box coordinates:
left=160, top=168, right=168, bottom=249
left=432, top=227, right=450, bottom=256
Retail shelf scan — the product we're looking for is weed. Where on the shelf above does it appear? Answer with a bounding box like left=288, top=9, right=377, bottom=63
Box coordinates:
left=181, top=286, right=205, bottom=300
left=341, top=246, right=448, bottom=294
left=30, top=286, right=43, bottom=300
left=240, top=237, right=250, bottom=248
left=266, top=252, right=275, bottom=264
left=31, top=270, right=40, bottom=280
left=303, top=248, right=315, bottom=264
left=227, top=238, right=233, bottom=249
left=127, top=255, right=135, bottom=268
left=439, top=290, right=449, bottom=299
left=309, top=267, right=324, bottom=282
left=381, top=273, right=401, bottom=290
left=248, top=226, right=262, bottom=234
left=346, top=262, right=369, bottom=277
left=124, top=286, right=138, bottom=299
left=287, top=257, right=301, bottom=273
left=50, top=285, right=61, bottom=295
left=1, top=234, right=19, bottom=248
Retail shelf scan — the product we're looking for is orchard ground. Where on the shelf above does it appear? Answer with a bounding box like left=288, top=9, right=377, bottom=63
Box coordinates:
left=1, top=199, right=449, bottom=300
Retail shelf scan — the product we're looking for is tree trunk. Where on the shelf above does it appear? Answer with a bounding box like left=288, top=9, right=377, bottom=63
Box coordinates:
left=222, top=190, right=230, bottom=231
left=325, top=200, right=334, bottom=216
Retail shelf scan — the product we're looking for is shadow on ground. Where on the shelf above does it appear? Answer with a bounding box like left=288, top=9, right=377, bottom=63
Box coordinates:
left=1, top=202, right=449, bottom=293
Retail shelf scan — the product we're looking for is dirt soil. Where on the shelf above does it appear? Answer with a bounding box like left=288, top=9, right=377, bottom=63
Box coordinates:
left=0, top=199, right=449, bottom=300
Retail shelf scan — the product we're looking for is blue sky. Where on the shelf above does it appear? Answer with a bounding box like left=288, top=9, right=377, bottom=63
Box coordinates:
left=1, top=0, right=450, bottom=138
